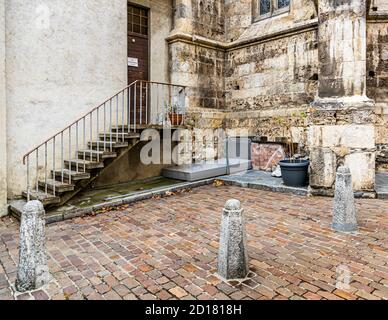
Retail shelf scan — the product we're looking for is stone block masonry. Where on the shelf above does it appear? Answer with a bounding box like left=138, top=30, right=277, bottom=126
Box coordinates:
left=168, top=0, right=387, bottom=196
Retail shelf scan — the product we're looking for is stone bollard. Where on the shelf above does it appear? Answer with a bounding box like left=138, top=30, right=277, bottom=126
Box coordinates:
left=16, top=201, right=50, bottom=292
left=332, top=166, right=358, bottom=232
left=217, top=199, right=249, bottom=280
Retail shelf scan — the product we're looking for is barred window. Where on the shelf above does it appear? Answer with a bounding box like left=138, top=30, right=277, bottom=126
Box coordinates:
left=256, top=0, right=290, bottom=21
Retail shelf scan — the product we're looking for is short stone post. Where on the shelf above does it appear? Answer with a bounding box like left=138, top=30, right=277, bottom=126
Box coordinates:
left=332, top=166, right=358, bottom=232
left=217, top=199, right=249, bottom=280
left=16, top=201, right=50, bottom=292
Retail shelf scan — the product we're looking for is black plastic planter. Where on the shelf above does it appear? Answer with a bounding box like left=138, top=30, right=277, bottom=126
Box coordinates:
left=279, top=159, right=310, bottom=187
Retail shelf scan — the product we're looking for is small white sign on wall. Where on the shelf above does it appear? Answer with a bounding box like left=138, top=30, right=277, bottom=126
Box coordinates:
left=128, top=57, right=139, bottom=67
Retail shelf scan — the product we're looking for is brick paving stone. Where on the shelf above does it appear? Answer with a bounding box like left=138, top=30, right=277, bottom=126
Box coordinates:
left=123, top=293, right=138, bottom=300
left=355, top=289, right=382, bottom=300
left=333, top=289, right=357, bottom=300
left=197, top=293, right=214, bottom=300
left=169, top=286, right=188, bottom=298
left=303, top=292, right=322, bottom=300
left=185, top=284, right=203, bottom=297
left=202, top=284, right=218, bottom=296
left=156, top=290, right=173, bottom=300
left=0, top=185, right=386, bottom=300
left=300, top=282, right=320, bottom=293
left=63, top=285, right=78, bottom=296
left=113, top=284, right=131, bottom=297
left=96, top=284, right=110, bottom=294
left=275, top=287, right=294, bottom=298
left=373, top=290, right=388, bottom=300
left=16, top=293, right=32, bottom=300
left=104, top=290, right=122, bottom=300
left=140, top=293, right=157, bottom=300
left=256, top=285, right=276, bottom=299
left=31, top=290, right=49, bottom=300
left=317, top=290, right=344, bottom=300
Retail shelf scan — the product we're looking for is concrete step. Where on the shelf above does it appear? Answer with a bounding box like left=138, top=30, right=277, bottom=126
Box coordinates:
left=22, top=190, right=61, bottom=206
left=38, top=179, right=75, bottom=193
left=52, top=169, right=91, bottom=181
left=77, top=150, right=117, bottom=160
left=99, top=132, right=140, bottom=141
left=8, top=199, right=26, bottom=220
left=64, top=159, right=104, bottom=171
left=88, top=141, right=128, bottom=150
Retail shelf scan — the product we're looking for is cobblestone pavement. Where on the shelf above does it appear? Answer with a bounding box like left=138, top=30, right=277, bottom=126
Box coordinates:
left=0, top=185, right=387, bottom=300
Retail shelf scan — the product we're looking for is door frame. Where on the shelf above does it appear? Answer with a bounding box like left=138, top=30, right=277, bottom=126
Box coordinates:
left=127, top=1, right=151, bottom=84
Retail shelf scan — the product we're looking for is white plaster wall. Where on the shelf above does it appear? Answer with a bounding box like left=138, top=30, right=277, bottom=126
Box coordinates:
left=5, top=0, right=127, bottom=198
left=130, top=0, right=173, bottom=83
left=0, top=0, right=7, bottom=215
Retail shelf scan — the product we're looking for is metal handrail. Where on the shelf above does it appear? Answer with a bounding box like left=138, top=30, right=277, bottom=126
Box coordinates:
left=22, top=80, right=186, bottom=164
left=22, top=80, right=187, bottom=202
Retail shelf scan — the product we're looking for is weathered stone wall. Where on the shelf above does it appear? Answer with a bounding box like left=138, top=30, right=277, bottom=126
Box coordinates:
left=191, top=0, right=225, bottom=41
left=172, top=0, right=318, bottom=143
left=224, top=29, right=318, bottom=140
left=224, top=0, right=251, bottom=42
left=367, top=20, right=388, bottom=171
left=226, top=31, right=318, bottom=112
left=0, top=0, right=6, bottom=215
left=170, top=41, right=225, bottom=110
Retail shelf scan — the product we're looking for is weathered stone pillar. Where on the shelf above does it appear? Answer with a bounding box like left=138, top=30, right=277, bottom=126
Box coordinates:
left=16, top=201, right=50, bottom=292
left=333, top=166, right=358, bottom=232
left=172, top=0, right=193, bottom=34
left=308, top=0, right=376, bottom=195
left=217, top=199, right=249, bottom=280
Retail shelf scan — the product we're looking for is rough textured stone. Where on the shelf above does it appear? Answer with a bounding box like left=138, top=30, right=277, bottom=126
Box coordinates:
left=1, top=185, right=387, bottom=300
left=16, top=200, right=50, bottom=292
left=217, top=199, right=249, bottom=280
left=332, top=167, right=358, bottom=232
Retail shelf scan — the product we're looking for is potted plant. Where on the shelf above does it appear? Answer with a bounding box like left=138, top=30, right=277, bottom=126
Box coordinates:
left=276, top=112, right=309, bottom=187
left=166, top=102, right=184, bottom=126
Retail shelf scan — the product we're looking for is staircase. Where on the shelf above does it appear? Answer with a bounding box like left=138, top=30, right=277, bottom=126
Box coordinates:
left=9, top=80, right=187, bottom=219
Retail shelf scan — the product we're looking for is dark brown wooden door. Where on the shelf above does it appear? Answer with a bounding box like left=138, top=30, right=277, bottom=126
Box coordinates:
left=128, top=4, right=149, bottom=124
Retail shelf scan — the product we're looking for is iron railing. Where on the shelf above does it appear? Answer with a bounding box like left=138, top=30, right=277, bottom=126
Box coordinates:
left=22, top=80, right=187, bottom=202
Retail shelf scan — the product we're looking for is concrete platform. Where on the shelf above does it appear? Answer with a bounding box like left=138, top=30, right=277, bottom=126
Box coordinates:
left=218, top=170, right=308, bottom=196
left=162, top=158, right=252, bottom=181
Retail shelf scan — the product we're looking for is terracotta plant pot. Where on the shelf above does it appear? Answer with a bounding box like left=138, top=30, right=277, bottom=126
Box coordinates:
left=169, top=113, right=183, bottom=126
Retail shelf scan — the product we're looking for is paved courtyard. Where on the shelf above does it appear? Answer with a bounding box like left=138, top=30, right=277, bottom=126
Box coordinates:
left=0, top=185, right=387, bottom=300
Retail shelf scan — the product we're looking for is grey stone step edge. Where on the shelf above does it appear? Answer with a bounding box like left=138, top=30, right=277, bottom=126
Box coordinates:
left=11, top=178, right=217, bottom=225
left=220, top=179, right=308, bottom=197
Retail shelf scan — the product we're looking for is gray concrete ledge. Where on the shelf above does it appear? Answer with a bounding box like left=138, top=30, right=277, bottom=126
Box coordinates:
left=218, top=171, right=308, bottom=196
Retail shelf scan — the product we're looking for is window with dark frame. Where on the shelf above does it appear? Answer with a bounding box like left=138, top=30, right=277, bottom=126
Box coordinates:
left=256, top=0, right=290, bottom=21
left=128, top=5, right=148, bottom=36
left=260, top=0, right=271, bottom=15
